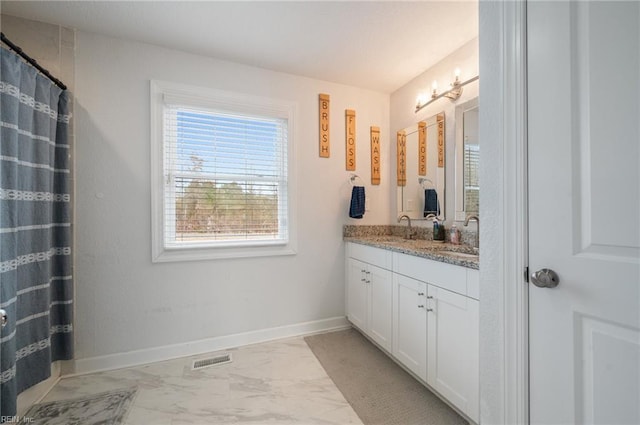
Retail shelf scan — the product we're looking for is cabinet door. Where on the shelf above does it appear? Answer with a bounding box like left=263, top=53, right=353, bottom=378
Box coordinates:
left=347, top=258, right=368, bottom=330
left=393, top=274, right=427, bottom=381
left=427, top=285, right=479, bottom=423
left=367, top=264, right=393, bottom=352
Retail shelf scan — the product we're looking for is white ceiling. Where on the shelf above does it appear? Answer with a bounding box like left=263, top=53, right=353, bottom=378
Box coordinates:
left=2, top=1, right=478, bottom=93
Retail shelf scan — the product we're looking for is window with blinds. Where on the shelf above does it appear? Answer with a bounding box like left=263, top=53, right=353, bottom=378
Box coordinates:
left=151, top=81, right=295, bottom=261
left=164, top=106, right=288, bottom=247
left=464, top=144, right=479, bottom=214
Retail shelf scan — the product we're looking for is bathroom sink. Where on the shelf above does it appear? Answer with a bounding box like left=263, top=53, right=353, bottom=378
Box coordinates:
left=437, top=250, right=479, bottom=259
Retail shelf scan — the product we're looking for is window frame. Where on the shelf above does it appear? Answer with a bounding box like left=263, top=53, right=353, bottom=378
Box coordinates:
left=150, top=80, right=297, bottom=262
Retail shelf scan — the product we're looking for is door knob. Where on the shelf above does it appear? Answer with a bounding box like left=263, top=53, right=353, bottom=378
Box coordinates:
left=1, top=309, right=7, bottom=328
left=531, top=268, right=559, bottom=288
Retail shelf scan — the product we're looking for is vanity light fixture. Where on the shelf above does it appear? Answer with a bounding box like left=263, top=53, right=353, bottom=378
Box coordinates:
left=415, top=68, right=479, bottom=113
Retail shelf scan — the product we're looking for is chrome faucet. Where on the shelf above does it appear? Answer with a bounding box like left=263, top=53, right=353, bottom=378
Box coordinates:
left=397, top=215, right=415, bottom=240
left=463, top=214, right=479, bottom=227
left=464, top=215, right=479, bottom=249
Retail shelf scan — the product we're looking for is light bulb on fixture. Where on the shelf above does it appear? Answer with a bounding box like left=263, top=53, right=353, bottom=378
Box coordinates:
left=416, top=93, right=428, bottom=109
left=431, top=80, right=438, bottom=99
left=444, top=68, right=463, bottom=101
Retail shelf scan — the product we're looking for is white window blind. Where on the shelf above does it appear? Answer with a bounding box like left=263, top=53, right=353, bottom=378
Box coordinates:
left=464, top=144, right=479, bottom=214
left=163, top=104, right=289, bottom=248
left=464, top=144, right=479, bottom=188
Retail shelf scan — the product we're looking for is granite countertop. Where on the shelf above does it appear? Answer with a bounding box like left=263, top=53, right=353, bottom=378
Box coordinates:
left=344, top=234, right=479, bottom=270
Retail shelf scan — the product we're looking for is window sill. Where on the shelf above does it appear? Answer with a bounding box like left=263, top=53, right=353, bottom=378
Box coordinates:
left=152, top=242, right=296, bottom=263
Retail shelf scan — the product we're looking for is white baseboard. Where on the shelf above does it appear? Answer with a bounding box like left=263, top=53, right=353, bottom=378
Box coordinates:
left=66, top=316, right=350, bottom=377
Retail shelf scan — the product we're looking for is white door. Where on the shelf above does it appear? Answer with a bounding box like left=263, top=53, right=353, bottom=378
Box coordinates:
left=528, top=2, right=640, bottom=424
left=393, top=274, right=427, bottom=380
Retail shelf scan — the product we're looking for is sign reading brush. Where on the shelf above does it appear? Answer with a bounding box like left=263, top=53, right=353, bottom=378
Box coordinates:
left=319, top=94, right=330, bottom=157
left=437, top=113, right=445, bottom=167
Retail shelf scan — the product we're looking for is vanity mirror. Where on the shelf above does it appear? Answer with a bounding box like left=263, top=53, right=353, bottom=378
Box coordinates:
left=396, top=112, right=446, bottom=221
left=454, top=98, right=479, bottom=221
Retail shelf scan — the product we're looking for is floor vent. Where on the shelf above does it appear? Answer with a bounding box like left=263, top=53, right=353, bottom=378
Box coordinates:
left=191, top=353, right=232, bottom=370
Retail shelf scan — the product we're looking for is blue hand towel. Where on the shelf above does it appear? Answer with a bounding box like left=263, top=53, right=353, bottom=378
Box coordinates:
left=349, top=186, right=366, bottom=219
left=424, top=189, right=440, bottom=217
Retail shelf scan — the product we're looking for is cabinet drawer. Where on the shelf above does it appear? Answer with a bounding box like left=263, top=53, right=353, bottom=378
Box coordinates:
left=347, top=242, right=393, bottom=270
left=394, top=252, right=467, bottom=296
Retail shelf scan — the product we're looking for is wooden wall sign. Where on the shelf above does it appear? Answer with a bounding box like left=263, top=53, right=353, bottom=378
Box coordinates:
left=319, top=94, right=330, bottom=158
left=397, top=130, right=407, bottom=186
left=345, top=109, right=356, bottom=171
left=370, top=126, right=381, bottom=185
left=437, top=113, right=445, bottom=168
left=418, top=121, right=427, bottom=176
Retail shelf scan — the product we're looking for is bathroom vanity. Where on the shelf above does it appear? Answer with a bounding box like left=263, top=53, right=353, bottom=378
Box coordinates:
left=344, top=235, right=479, bottom=423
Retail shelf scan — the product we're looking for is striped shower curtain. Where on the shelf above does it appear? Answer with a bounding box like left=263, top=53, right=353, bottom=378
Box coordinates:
left=0, top=47, right=73, bottom=419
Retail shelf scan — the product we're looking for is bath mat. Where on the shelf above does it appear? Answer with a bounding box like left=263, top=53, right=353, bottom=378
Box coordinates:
left=22, top=387, right=137, bottom=425
left=305, top=329, right=468, bottom=425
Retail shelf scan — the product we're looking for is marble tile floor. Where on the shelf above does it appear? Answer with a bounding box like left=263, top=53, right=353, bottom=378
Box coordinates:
left=40, top=336, right=363, bottom=424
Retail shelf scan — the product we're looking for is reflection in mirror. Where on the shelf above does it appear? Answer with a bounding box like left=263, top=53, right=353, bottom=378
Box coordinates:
left=397, top=112, right=445, bottom=221
left=455, top=98, right=479, bottom=221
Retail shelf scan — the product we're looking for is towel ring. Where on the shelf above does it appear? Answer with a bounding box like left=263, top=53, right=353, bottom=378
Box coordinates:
left=350, top=174, right=365, bottom=186
left=419, top=177, right=434, bottom=188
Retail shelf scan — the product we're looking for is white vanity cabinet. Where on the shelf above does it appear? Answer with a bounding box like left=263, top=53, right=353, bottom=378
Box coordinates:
left=391, top=272, right=479, bottom=422
left=392, top=251, right=479, bottom=423
left=427, top=284, right=479, bottom=423
left=347, top=258, right=369, bottom=330
left=393, top=273, right=428, bottom=380
left=345, top=241, right=480, bottom=423
left=346, top=244, right=393, bottom=352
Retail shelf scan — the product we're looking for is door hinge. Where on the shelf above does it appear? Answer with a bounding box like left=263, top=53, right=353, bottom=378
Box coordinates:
left=524, top=266, right=530, bottom=283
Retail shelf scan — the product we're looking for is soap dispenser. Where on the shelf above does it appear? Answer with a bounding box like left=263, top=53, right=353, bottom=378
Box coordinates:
left=433, top=218, right=445, bottom=242
left=450, top=223, right=460, bottom=245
